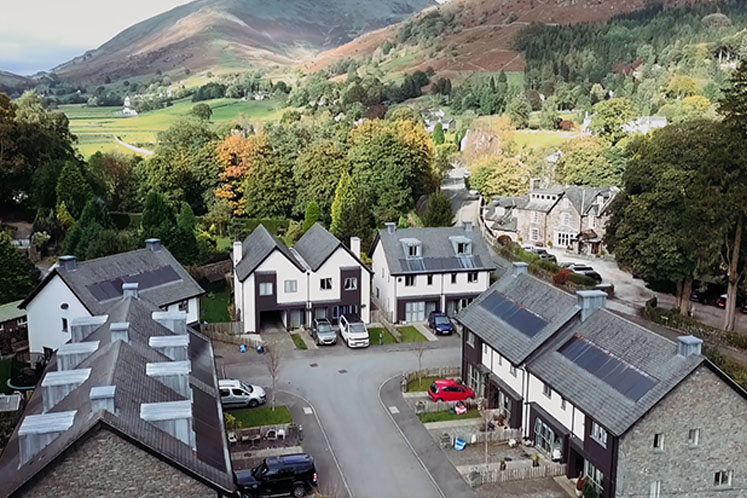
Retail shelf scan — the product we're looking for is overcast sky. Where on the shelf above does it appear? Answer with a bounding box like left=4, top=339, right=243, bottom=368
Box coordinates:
left=0, top=0, right=194, bottom=74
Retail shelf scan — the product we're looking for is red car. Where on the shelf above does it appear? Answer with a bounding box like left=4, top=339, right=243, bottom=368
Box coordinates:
left=428, top=379, right=475, bottom=402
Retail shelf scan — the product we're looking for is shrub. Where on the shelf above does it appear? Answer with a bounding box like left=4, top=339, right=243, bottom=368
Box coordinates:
left=553, top=269, right=572, bottom=285
left=568, top=272, right=596, bottom=287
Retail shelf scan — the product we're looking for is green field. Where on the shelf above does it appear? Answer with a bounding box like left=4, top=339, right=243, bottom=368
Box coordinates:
left=62, top=97, right=290, bottom=158
left=513, top=130, right=575, bottom=149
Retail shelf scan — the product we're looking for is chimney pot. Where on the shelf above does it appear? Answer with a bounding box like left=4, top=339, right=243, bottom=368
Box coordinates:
left=149, top=334, right=190, bottom=361
left=57, top=341, right=99, bottom=371
left=677, top=335, right=703, bottom=357
left=576, top=290, right=607, bottom=322
left=350, top=237, right=361, bottom=257
left=233, top=241, right=243, bottom=266
left=59, top=255, right=77, bottom=272
left=145, top=238, right=162, bottom=252
left=146, top=361, right=192, bottom=398
left=140, top=400, right=195, bottom=448
left=385, top=222, right=396, bottom=234
left=122, top=282, right=139, bottom=299
left=110, top=322, right=130, bottom=343
left=512, top=262, right=529, bottom=277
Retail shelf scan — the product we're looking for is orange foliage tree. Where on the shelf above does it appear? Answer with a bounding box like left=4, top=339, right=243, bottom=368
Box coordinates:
left=215, top=133, right=271, bottom=215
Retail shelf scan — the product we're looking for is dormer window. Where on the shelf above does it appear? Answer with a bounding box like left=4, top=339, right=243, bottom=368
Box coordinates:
left=450, top=236, right=472, bottom=256
left=457, top=242, right=471, bottom=255
left=401, top=238, right=422, bottom=259
left=408, top=245, right=420, bottom=257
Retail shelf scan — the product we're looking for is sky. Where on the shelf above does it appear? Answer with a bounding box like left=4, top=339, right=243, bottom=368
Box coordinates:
left=0, top=0, right=194, bottom=75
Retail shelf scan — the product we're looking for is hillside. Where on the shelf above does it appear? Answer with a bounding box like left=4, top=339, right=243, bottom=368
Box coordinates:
left=308, top=0, right=720, bottom=77
left=0, top=71, right=32, bottom=96
left=51, top=0, right=437, bottom=84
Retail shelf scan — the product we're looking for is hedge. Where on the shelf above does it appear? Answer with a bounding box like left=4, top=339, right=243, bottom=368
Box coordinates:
left=499, top=243, right=596, bottom=288
left=643, top=305, right=747, bottom=353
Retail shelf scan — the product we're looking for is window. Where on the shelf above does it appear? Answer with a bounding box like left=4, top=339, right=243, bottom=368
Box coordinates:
left=714, top=470, right=732, bottom=488
left=376, top=287, right=380, bottom=299
left=653, top=433, right=664, bottom=450
left=561, top=398, right=566, bottom=411
left=466, top=331, right=475, bottom=347
left=62, top=317, right=68, bottom=333
left=404, top=275, right=415, bottom=287
left=532, top=211, right=540, bottom=223
left=649, top=481, right=661, bottom=498
left=320, top=278, right=332, bottom=290
left=510, top=365, right=517, bottom=377
left=259, top=282, right=273, bottom=296
left=178, top=300, right=189, bottom=312
left=530, top=228, right=540, bottom=242
left=456, top=242, right=471, bottom=254
left=562, top=212, right=572, bottom=226
left=556, top=232, right=573, bottom=247
left=60, top=303, right=69, bottom=310
left=344, top=277, right=357, bottom=290
left=542, top=383, right=552, bottom=399
left=451, top=273, right=457, bottom=284
left=427, top=275, right=433, bottom=286
left=687, top=428, right=700, bottom=447
left=407, top=244, right=420, bottom=257
left=584, top=461, right=604, bottom=495
left=284, top=280, right=298, bottom=293
left=591, top=421, right=608, bottom=448
left=467, top=272, right=478, bottom=283
left=589, top=212, right=597, bottom=228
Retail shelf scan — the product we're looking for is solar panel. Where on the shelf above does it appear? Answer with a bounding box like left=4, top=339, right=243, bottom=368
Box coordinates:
left=559, top=335, right=657, bottom=402
left=407, top=258, right=425, bottom=272
left=87, top=266, right=181, bottom=301
left=192, top=387, right=227, bottom=471
left=479, top=291, right=548, bottom=338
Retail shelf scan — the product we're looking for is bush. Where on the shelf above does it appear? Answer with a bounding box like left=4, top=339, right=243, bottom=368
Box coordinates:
left=568, top=272, right=597, bottom=287
left=553, top=269, right=572, bottom=285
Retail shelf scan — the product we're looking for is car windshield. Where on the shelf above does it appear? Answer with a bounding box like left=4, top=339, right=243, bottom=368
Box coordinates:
left=350, top=323, right=366, bottom=333
left=240, top=382, right=253, bottom=393
left=435, top=316, right=450, bottom=325
left=317, top=323, right=332, bottom=332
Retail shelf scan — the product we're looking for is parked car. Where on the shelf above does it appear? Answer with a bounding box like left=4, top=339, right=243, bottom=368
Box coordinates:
left=716, top=294, right=727, bottom=308
left=235, top=453, right=318, bottom=498
left=310, top=318, right=337, bottom=346
left=219, top=379, right=266, bottom=409
left=427, top=311, right=454, bottom=335
left=338, top=313, right=370, bottom=348
left=428, top=379, right=475, bottom=403
left=523, top=246, right=557, bottom=263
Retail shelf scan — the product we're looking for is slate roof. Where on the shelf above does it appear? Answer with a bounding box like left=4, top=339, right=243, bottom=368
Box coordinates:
left=371, top=226, right=496, bottom=275
left=562, top=186, right=617, bottom=216
left=456, top=270, right=578, bottom=365
left=235, top=224, right=304, bottom=281
left=0, top=296, right=234, bottom=496
left=292, top=223, right=370, bottom=273
left=20, top=247, right=204, bottom=315
left=528, top=309, right=704, bottom=436
left=0, top=300, right=25, bottom=323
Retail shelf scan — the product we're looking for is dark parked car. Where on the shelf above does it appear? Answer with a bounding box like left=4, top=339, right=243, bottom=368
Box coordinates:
left=235, top=454, right=318, bottom=498
left=578, top=270, right=603, bottom=284
left=427, top=311, right=454, bottom=335
left=310, top=318, right=337, bottom=346
left=523, top=246, right=557, bottom=263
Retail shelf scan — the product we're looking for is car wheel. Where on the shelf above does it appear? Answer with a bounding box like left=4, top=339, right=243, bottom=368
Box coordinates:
left=248, top=399, right=259, bottom=408
left=292, top=484, right=306, bottom=498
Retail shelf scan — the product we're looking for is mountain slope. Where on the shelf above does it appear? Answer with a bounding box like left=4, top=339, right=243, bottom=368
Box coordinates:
left=0, top=71, right=32, bottom=95
left=52, top=0, right=437, bottom=83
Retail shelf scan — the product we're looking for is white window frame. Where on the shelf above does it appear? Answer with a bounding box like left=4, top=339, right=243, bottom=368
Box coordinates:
left=284, top=280, right=298, bottom=293
left=404, top=275, right=415, bottom=287
left=591, top=421, right=608, bottom=448
left=562, top=212, right=572, bottom=226
left=542, top=383, right=552, bottom=399
left=531, top=211, right=540, bottom=224
left=466, top=331, right=475, bottom=347
left=653, top=433, right=664, bottom=451
left=320, top=278, right=332, bottom=290
left=560, top=397, right=566, bottom=411
left=714, top=470, right=732, bottom=488
left=62, top=317, right=69, bottom=333
left=178, top=300, right=189, bottom=312
left=509, top=365, right=517, bottom=377
left=530, top=228, right=540, bottom=242
left=556, top=231, right=573, bottom=248
left=687, top=428, right=700, bottom=447
left=17, top=317, right=27, bottom=326
left=344, top=277, right=357, bottom=290
left=467, top=272, right=478, bottom=283
left=259, top=282, right=273, bottom=296
left=649, top=480, right=661, bottom=498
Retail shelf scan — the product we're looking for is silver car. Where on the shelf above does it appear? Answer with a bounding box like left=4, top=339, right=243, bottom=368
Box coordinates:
left=311, top=318, right=337, bottom=346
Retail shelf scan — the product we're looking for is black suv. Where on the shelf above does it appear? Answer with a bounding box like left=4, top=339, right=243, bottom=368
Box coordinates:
left=235, top=453, right=318, bottom=498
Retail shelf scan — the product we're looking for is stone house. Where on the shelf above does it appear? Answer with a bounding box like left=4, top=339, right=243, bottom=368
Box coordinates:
left=483, top=186, right=619, bottom=255
left=458, top=262, right=747, bottom=498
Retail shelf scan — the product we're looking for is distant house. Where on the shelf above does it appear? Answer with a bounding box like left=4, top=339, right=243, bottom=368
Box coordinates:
left=0, top=300, right=27, bottom=354
left=421, top=108, right=455, bottom=132
left=233, top=224, right=371, bottom=333
left=483, top=186, right=619, bottom=255
left=621, top=116, right=667, bottom=135
left=119, top=96, right=138, bottom=116
left=20, top=239, right=204, bottom=354
left=370, top=222, right=495, bottom=323
left=0, top=286, right=234, bottom=497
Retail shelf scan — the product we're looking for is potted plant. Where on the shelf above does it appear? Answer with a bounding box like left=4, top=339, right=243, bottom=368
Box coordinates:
left=531, top=454, right=540, bottom=467
left=500, top=459, right=507, bottom=471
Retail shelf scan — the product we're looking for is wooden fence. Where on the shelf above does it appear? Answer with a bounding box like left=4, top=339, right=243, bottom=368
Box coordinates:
left=202, top=322, right=243, bottom=336
left=467, top=462, right=567, bottom=486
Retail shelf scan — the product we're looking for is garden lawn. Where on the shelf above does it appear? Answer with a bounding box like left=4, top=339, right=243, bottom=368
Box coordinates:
left=231, top=406, right=293, bottom=428
left=418, top=409, right=481, bottom=424
left=0, top=356, right=11, bottom=394
left=291, top=333, right=307, bottom=350
left=200, top=284, right=231, bottom=323
left=368, top=327, right=398, bottom=345
left=512, top=130, right=574, bottom=149
left=407, top=375, right=439, bottom=392
left=397, top=326, right=427, bottom=343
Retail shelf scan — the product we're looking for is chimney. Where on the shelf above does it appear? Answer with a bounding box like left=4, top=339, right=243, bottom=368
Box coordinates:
left=152, top=311, right=188, bottom=335
left=59, top=255, right=77, bottom=272
left=146, top=361, right=191, bottom=398
left=350, top=237, right=361, bottom=257
left=145, top=238, right=162, bottom=252
left=150, top=334, right=190, bottom=361
left=42, top=369, right=91, bottom=412
left=57, top=341, right=99, bottom=371
left=512, top=262, right=529, bottom=277
left=233, top=241, right=243, bottom=266
left=122, top=282, right=139, bottom=299
left=18, top=411, right=77, bottom=465
left=110, top=322, right=130, bottom=343
left=385, top=222, right=396, bottom=234
left=90, top=385, right=116, bottom=413
left=576, top=290, right=607, bottom=322
left=677, top=335, right=703, bottom=358
left=464, top=221, right=474, bottom=232
left=140, top=400, right=195, bottom=448
left=70, top=315, right=108, bottom=343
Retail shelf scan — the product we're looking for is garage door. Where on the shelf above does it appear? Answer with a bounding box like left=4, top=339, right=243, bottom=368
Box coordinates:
left=405, top=301, right=425, bottom=322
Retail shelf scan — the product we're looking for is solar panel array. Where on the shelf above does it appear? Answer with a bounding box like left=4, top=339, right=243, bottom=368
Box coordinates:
left=398, top=255, right=484, bottom=273
left=479, top=291, right=548, bottom=338
left=86, top=266, right=181, bottom=301
left=192, top=387, right=227, bottom=471
left=559, top=335, right=658, bottom=402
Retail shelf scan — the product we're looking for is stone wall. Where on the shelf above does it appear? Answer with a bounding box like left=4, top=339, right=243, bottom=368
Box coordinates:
left=616, top=365, right=747, bottom=498
left=17, top=429, right=217, bottom=498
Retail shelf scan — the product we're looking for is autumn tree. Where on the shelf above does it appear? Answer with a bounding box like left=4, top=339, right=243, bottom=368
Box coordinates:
left=215, top=134, right=262, bottom=215
left=469, top=155, right=530, bottom=197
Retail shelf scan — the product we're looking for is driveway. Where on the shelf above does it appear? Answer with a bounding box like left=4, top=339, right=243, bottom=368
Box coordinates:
left=218, top=337, right=465, bottom=498
left=443, top=165, right=479, bottom=226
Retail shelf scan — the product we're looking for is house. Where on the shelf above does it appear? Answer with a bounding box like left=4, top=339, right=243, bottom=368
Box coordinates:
left=483, top=186, right=619, bottom=255
left=0, top=283, right=234, bottom=497
left=370, top=222, right=496, bottom=323
left=621, top=116, right=667, bottom=135
left=458, top=262, right=747, bottom=498
left=0, top=300, right=28, bottom=354
left=233, top=223, right=371, bottom=333
left=20, top=239, right=204, bottom=355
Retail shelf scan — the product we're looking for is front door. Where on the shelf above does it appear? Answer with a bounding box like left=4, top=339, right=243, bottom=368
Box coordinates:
left=288, top=309, right=303, bottom=329
left=405, top=301, right=425, bottom=322
left=534, top=418, right=561, bottom=459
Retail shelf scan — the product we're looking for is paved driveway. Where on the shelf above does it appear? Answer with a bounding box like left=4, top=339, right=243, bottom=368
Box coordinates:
left=218, top=337, right=465, bottom=498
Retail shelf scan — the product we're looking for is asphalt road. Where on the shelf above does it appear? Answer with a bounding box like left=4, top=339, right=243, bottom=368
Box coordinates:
left=219, top=337, right=464, bottom=498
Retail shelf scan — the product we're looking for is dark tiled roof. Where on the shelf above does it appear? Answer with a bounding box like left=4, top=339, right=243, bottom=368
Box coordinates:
left=293, top=223, right=343, bottom=272
left=456, top=272, right=578, bottom=365
left=0, top=297, right=234, bottom=496
left=372, top=226, right=496, bottom=275
left=562, top=186, right=617, bottom=216
left=235, top=224, right=303, bottom=281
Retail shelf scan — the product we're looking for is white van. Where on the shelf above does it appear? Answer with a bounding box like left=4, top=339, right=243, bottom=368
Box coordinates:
left=339, top=313, right=370, bottom=348
left=219, top=379, right=266, bottom=408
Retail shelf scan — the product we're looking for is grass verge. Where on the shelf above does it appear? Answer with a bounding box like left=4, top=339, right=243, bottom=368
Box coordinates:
left=398, top=326, right=427, bottom=343
left=231, top=406, right=293, bottom=428
left=200, top=286, right=231, bottom=323
left=291, top=333, right=307, bottom=350
left=407, top=375, right=439, bottom=392
left=369, top=327, right=398, bottom=345
left=418, top=409, right=481, bottom=424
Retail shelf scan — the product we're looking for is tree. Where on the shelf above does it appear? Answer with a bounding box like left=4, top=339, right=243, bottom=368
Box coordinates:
left=507, top=94, right=531, bottom=129
left=243, top=150, right=296, bottom=218
left=302, top=201, right=322, bottom=233
left=0, top=232, right=40, bottom=302
left=190, top=103, right=213, bottom=121
left=469, top=155, right=530, bottom=197
left=56, top=161, right=92, bottom=219
left=720, top=59, right=747, bottom=136
left=432, top=122, right=445, bottom=145
left=667, top=74, right=699, bottom=98
left=589, top=98, right=637, bottom=144
left=555, top=137, right=624, bottom=186
left=86, top=152, right=139, bottom=211
left=423, top=190, right=453, bottom=227
left=141, top=190, right=176, bottom=242
left=330, top=171, right=371, bottom=242
left=539, top=96, right=560, bottom=130
left=62, top=197, right=119, bottom=259
left=293, top=140, right=348, bottom=220
left=265, top=341, right=283, bottom=411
